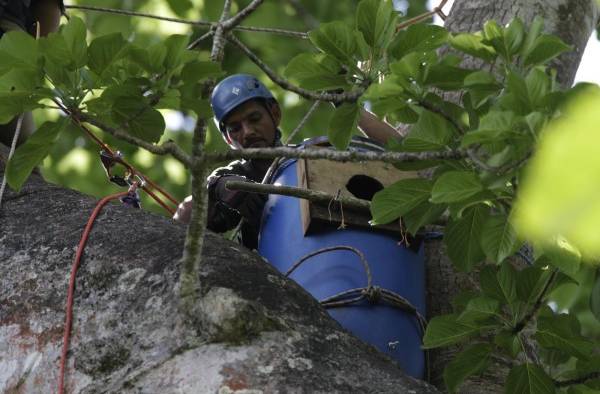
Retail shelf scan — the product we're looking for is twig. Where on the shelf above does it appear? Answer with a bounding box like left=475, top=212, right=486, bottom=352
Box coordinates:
left=77, top=113, right=192, bottom=168
left=226, top=33, right=365, bottom=104
left=65, top=4, right=214, bottom=26
left=210, top=0, right=233, bottom=62
left=207, top=146, right=467, bottom=164
left=513, top=270, right=557, bottom=334
left=223, top=0, right=264, bottom=29
left=0, top=114, right=24, bottom=209
left=225, top=180, right=371, bottom=212
left=417, top=99, right=464, bottom=134
left=395, top=0, right=450, bottom=32
left=286, top=100, right=321, bottom=144
left=65, top=4, right=308, bottom=38
left=187, top=30, right=215, bottom=51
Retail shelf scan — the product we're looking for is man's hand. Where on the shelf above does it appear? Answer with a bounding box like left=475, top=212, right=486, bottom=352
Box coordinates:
left=173, top=195, right=193, bottom=224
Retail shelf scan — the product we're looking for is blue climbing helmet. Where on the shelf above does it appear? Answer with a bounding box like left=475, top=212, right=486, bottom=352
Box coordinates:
left=211, top=74, right=276, bottom=134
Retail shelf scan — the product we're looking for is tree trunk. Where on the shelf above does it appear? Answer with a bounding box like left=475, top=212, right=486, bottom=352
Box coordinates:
left=424, top=0, right=598, bottom=391
left=0, top=157, right=440, bottom=393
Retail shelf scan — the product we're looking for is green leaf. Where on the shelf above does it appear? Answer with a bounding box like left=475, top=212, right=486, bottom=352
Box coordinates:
left=328, top=103, right=360, bottom=150
left=516, top=265, right=554, bottom=304
left=431, top=171, right=484, bottom=203
left=504, top=18, right=526, bottom=56
left=458, top=296, right=501, bottom=323
left=506, top=364, right=555, bottom=394
left=402, top=110, right=456, bottom=151
left=284, top=53, right=347, bottom=90
left=521, top=16, right=544, bottom=59
left=495, top=330, right=521, bottom=358
left=402, top=201, right=446, bottom=235
left=423, top=314, right=480, bottom=349
left=481, top=214, right=518, bottom=263
left=0, top=68, right=46, bottom=123
left=498, top=261, right=518, bottom=306
left=525, top=68, right=551, bottom=108
left=62, top=16, right=88, bottom=68
left=111, top=96, right=165, bottom=143
left=449, top=33, right=496, bottom=62
left=88, top=33, right=128, bottom=77
left=480, top=265, right=506, bottom=302
left=445, top=205, right=488, bottom=272
left=538, top=236, right=582, bottom=279
left=181, top=61, right=224, bottom=84
left=166, top=0, right=194, bottom=17
left=163, top=34, right=189, bottom=69
left=309, top=21, right=357, bottom=63
left=0, top=30, right=38, bottom=71
left=156, top=89, right=181, bottom=110
left=444, top=344, right=493, bottom=393
left=6, top=120, right=66, bottom=191
left=356, top=0, right=395, bottom=49
left=536, top=315, right=593, bottom=359
left=147, top=43, right=167, bottom=73
left=524, top=35, right=571, bottom=66
left=425, top=64, right=473, bottom=91
left=483, top=20, right=508, bottom=59
left=389, top=24, right=448, bottom=60
left=370, top=178, right=433, bottom=225
left=506, top=71, right=532, bottom=112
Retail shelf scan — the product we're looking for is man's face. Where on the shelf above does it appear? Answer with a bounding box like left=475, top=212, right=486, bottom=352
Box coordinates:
left=223, top=100, right=281, bottom=149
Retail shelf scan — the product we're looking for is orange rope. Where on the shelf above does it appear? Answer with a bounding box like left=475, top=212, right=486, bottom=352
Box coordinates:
left=57, top=191, right=128, bottom=394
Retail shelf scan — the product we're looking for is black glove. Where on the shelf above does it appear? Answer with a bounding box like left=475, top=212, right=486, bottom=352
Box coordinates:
left=215, top=176, right=267, bottom=227
left=235, top=191, right=267, bottom=228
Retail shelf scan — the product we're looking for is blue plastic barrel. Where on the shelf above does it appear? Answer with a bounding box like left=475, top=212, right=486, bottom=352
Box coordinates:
left=258, top=144, right=426, bottom=378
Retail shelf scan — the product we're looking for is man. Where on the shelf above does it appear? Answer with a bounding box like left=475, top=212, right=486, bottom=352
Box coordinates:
left=0, top=0, right=64, bottom=147
left=174, top=74, right=399, bottom=249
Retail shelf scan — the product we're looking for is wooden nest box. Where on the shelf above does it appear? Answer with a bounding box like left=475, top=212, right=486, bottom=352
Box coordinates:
left=295, top=156, right=417, bottom=234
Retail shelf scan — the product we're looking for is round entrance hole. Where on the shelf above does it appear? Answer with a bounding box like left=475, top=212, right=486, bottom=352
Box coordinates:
left=345, top=174, right=384, bottom=201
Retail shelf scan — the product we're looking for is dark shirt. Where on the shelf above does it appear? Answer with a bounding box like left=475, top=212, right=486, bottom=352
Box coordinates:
left=206, top=158, right=270, bottom=250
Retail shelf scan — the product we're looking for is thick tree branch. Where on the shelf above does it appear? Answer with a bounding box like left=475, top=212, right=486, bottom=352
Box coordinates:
left=210, top=0, right=233, bottom=62
left=179, top=120, right=210, bottom=314
left=77, top=113, right=192, bottom=168
left=207, top=146, right=467, bottom=164
left=226, top=34, right=365, bottom=104
left=225, top=180, right=371, bottom=212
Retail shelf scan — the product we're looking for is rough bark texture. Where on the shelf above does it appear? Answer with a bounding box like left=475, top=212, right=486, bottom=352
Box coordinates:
left=444, top=0, right=598, bottom=87
left=0, top=158, right=440, bottom=393
left=423, top=0, right=598, bottom=391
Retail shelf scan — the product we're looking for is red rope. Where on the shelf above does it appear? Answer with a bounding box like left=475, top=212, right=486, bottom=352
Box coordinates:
left=57, top=191, right=128, bottom=394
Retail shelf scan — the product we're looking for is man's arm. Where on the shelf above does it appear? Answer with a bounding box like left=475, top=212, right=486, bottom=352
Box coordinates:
left=357, top=108, right=405, bottom=146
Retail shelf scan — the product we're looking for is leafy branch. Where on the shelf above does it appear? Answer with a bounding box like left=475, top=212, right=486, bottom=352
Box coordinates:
left=226, top=33, right=366, bottom=104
